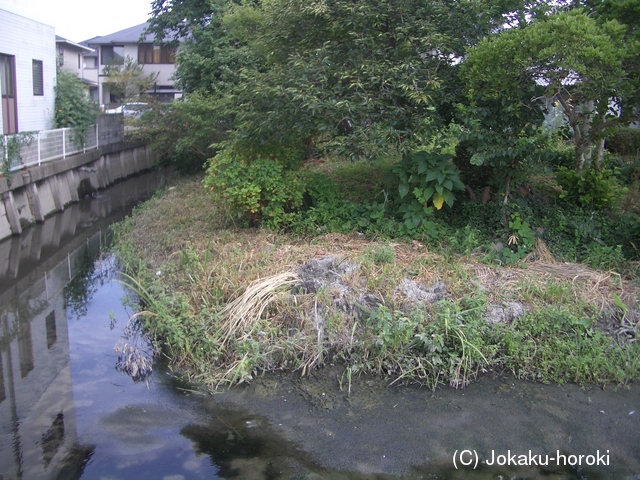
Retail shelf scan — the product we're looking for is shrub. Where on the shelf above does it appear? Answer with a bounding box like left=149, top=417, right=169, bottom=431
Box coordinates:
left=556, top=165, right=627, bottom=210
left=133, top=95, right=227, bottom=173
left=606, top=127, right=640, bottom=156
left=54, top=67, right=97, bottom=143
left=204, top=145, right=305, bottom=228
left=389, top=151, right=465, bottom=231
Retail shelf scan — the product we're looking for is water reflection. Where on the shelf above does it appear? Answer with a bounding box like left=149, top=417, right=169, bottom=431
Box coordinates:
left=0, top=245, right=94, bottom=478
left=0, top=171, right=164, bottom=480
left=0, top=169, right=167, bottom=295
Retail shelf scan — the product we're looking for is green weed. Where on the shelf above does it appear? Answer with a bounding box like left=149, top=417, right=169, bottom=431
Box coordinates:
left=365, top=245, right=395, bottom=265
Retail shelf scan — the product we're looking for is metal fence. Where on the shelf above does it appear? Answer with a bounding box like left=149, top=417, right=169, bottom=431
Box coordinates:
left=1, top=126, right=98, bottom=172
left=1, top=116, right=124, bottom=173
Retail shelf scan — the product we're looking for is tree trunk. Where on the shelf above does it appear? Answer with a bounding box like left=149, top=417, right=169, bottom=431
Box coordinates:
left=594, top=137, right=605, bottom=171
left=503, top=175, right=511, bottom=204
left=482, top=186, right=491, bottom=204
left=465, top=184, right=477, bottom=202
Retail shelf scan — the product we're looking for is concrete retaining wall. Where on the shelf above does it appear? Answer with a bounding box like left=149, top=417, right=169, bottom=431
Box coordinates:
left=0, top=142, right=156, bottom=241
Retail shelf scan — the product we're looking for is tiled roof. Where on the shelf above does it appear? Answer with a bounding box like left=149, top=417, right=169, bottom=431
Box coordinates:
left=85, top=23, right=154, bottom=45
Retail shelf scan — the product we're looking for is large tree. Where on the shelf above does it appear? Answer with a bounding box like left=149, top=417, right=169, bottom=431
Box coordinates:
left=147, top=0, right=522, bottom=159
left=224, top=0, right=526, bottom=158
left=461, top=9, right=639, bottom=172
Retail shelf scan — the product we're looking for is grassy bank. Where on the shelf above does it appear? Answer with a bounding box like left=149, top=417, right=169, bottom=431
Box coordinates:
left=112, top=164, right=640, bottom=391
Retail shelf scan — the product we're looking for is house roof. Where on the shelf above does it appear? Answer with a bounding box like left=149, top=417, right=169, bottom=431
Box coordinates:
left=85, top=23, right=154, bottom=45
left=56, top=35, right=95, bottom=53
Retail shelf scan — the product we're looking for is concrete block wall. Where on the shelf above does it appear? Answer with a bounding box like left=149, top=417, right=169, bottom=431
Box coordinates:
left=0, top=143, right=156, bottom=241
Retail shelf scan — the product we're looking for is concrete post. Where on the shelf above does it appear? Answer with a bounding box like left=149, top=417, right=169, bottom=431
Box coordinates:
left=27, top=183, right=45, bottom=222
left=50, top=176, right=64, bottom=212
left=66, top=170, right=80, bottom=202
left=2, top=191, right=22, bottom=235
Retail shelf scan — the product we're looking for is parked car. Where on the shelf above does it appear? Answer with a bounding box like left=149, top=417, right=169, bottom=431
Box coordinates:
left=105, top=102, right=149, bottom=119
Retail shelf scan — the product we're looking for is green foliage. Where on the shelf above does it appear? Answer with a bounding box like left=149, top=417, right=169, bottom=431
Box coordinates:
left=606, top=127, right=640, bottom=156
left=0, top=132, right=35, bottom=185
left=290, top=166, right=445, bottom=240
left=500, top=308, right=640, bottom=384
left=556, top=165, right=627, bottom=209
left=133, top=95, right=225, bottom=173
left=587, top=0, right=640, bottom=43
left=455, top=93, right=554, bottom=193
left=147, top=0, right=222, bottom=43
left=172, top=13, right=262, bottom=96
left=54, top=67, right=97, bottom=142
left=353, top=301, right=493, bottom=389
left=537, top=205, right=636, bottom=264
left=461, top=9, right=638, bottom=172
left=509, top=212, right=536, bottom=251
left=102, top=56, right=159, bottom=103
left=583, top=244, right=625, bottom=271
left=204, top=145, right=305, bottom=228
left=147, top=0, right=519, bottom=162
left=365, top=245, right=395, bottom=265
left=390, top=151, right=465, bottom=230
left=483, top=211, right=536, bottom=266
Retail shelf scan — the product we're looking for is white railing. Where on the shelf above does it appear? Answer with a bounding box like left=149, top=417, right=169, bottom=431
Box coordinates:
left=1, top=125, right=100, bottom=172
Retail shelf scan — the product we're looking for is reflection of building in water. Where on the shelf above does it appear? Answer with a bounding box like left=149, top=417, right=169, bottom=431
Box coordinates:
left=0, top=233, right=101, bottom=478
left=0, top=168, right=166, bottom=291
left=0, top=169, right=165, bottom=478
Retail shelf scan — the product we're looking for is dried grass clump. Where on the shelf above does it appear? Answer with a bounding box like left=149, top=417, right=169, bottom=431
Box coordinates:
left=220, top=271, right=299, bottom=346
left=525, top=262, right=616, bottom=303
left=525, top=238, right=556, bottom=264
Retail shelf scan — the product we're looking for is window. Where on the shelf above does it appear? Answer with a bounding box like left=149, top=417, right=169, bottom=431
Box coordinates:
left=138, top=44, right=176, bottom=64
left=32, top=59, right=44, bottom=96
left=1, top=54, right=16, bottom=97
left=1, top=54, right=18, bottom=134
left=101, top=45, right=124, bottom=65
left=58, top=46, right=64, bottom=66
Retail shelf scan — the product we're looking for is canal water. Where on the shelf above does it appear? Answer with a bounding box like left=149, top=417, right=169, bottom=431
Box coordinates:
left=0, top=170, right=638, bottom=480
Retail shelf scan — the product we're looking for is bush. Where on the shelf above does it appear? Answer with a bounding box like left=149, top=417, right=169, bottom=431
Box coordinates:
left=606, top=127, right=640, bottom=156
left=133, top=95, right=227, bottom=173
left=204, top=145, right=305, bottom=228
left=54, top=67, right=97, bottom=142
left=389, top=151, right=465, bottom=231
left=556, top=165, right=627, bottom=210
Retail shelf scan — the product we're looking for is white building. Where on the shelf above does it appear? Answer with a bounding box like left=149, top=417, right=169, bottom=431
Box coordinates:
left=0, top=9, right=56, bottom=134
left=86, top=23, right=182, bottom=108
left=55, top=36, right=98, bottom=102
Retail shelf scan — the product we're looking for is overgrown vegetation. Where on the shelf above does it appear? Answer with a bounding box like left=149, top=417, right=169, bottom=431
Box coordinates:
left=112, top=172, right=640, bottom=391
left=54, top=66, right=97, bottom=143
left=113, top=0, right=640, bottom=391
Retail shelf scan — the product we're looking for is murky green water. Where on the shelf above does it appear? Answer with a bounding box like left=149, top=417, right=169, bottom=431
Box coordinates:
left=0, top=171, right=638, bottom=480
